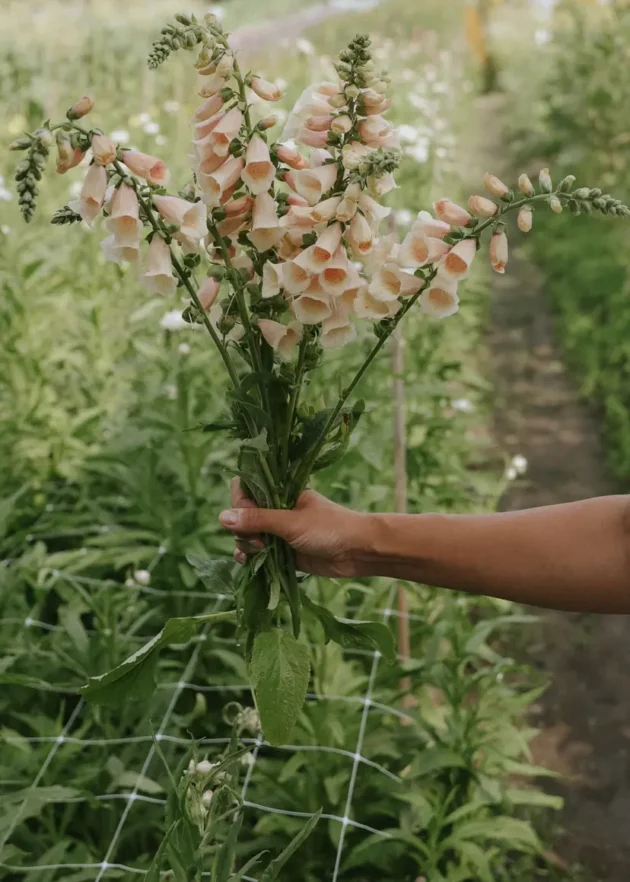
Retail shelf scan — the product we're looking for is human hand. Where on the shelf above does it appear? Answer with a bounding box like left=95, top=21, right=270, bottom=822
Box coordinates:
left=218, top=478, right=372, bottom=578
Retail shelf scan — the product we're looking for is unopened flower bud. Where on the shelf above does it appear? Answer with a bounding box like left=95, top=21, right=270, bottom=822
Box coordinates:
left=202, top=789, right=213, bottom=807
left=331, top=114, right=352, bottom=134
left=573, top=187, right=590, bottom=200
left=133, top=569, right=151, bottom=585
left=67, top=95, right=95, bottom=120
left=35, top=128, right=53, bottom=149
left=468, top=194, right=498, bottom=217
left=329, top=93, right=347, bottom=109
left=258, top=114, right=279, bottom=130
left=198, top=276, right=220, bottom=310
left=518, top=174, right=534, bottom=197
left=558, top=174, right=576, bottom=193
left=538, top=168, right=552, bottom=194
left=9, top=136, right=32, bottom=151
left=91, top=133, right=117, bottom=166
left=489, top=230, right=508, bottom=274
left=517, top=206, right=533, bottom=232
left=483, top=173, right=509, bottom=198
left=549, top=195, right=563, bottom=214
left=250, top=76, right=284, bottom=102
left=216, top=53, right=234, bottom=77
left=345, top=84, right=360, bottom=99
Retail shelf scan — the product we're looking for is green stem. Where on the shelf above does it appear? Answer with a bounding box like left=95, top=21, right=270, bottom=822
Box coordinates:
left=293, top=190, right=551, bottom=493
left=111, top=160, right=241, bottom=388
left=282, top=335, right=308, bottom=478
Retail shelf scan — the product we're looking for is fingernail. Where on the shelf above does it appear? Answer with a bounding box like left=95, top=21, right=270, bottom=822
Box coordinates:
left=219, top=509, right=239, bottom=527
left=251, top=539, right=265, bottom=550
left=235, top=551, right=247, bottom=565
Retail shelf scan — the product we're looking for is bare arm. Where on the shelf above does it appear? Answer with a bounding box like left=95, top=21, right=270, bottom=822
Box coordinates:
left=219, top=484, right=630, bottom=614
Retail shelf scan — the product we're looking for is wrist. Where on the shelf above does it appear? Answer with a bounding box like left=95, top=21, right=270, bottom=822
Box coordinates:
left=349, top=512, right=392, bottom=577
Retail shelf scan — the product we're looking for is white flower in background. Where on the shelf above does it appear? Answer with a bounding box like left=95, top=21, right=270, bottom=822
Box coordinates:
left=296, top=38, right=315, bottom=55
left=395, top=209, right=413, bottom=227
left=452, top=398, right=474, bottom=414
left=0, top=186, right=12, bottom=201
left=405, top=142, right=429, bottom=164
left=155, top=134, right=167, bottom=146
left=144, top=121, right=160, bottom=135
left=160, top=310, right=191, bottom=332
left=398, top=123, right=420, bottom=143
left=133, top=569, right=151, bottom=585
left=163, top=100, right=180, bottom=113
left=137, top=112, right=152, bottom=125
left=178, top=342, right=190, bottom=355
left=511, top=454, right=528, bottom=475
left=165, top=383, right=178, bottom=400
left=110, top=128, right=130, bottom=144
left=0, top=225, right=10, bottom=235
left=69, top=181, right=83, bottom=199
left=535, top=28, right=551, bottom=45
left=505, top=466, right=518, bottom=481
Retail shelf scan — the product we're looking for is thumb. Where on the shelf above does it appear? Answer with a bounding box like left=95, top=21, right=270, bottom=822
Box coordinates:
left=219, top=506, right=298, bottom=541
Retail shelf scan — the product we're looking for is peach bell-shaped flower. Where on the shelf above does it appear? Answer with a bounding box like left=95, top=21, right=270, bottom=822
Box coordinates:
left=258, top=318, right=303, bottom=359
left=369, top=263, right=424, bottom=301
left=56, top=143, right=85, bottom=175
left=206, top=108, right=243, bottom=157
left=241, top=135, right=276, bottom=196
left=121, top=150, right=170, bottom=186
left=414, top=210, right=451, bottom=240
left=194, top=93, right=224, bottom=123
left=100, top=234, right=140, bottom=265
left=142, top=235, right=177, bottom=296
left=441, top=237, right=477, bottom=280
left=104, top=183, right=142, bottom=246
left=291, top=281, right=333, bottom=325
left=68, top=163, right=107, bottom=224
left=354, top=286, right=401, bottom=320
left=517, top=206, right=533, bottom=232
left=262, top=262, right=284, bottom=299
left=153, top=195, right=207, bottom=243
left=292, top=164, right=338, bottom=206
left=198, top=156, right=245, bottom=207
left=320, top=301, right=357, bottom=349
left=484, top=173, right=509, bottom=198
left=91, top=133, right=117, bottom=166
left=319, top=245, right=353, bottom=296
left=248, top=192, right=282, bottom=252
left=347, top=212, right=374, bottom=258
left=197, top=276, right=220, bottom=311
left=421, top=275, right=460, bottom=319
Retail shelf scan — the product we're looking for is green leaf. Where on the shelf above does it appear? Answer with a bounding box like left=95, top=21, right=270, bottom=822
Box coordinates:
left=504, top=787, right=564, bottom=810
left=229, top=851, right=268, bottom=882
left=250, top=629, right=310, bottom=745
left=145, top=820, right=180, bottom=882
left=303, top=596, right=395, bottom=662
left=240, top=429, right=269, bottom=453
left=259, top=809, right=322, bottom=882
left=186, top=554, right=234, bottom=594
left=201, top=420, right=238, bottom=433
left=213, top=808, right=243, bottom=882
left=408, top=747, right=467, bottom=778
left=79, top=610, right=235, bottom=707
left=447, top=816, right=541, bottom=852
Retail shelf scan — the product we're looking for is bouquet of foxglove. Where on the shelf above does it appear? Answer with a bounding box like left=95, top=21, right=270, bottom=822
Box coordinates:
left=10, top=12, right=629, bottom=743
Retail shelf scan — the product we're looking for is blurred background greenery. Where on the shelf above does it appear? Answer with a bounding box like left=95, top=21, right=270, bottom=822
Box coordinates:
left=0, top=0, right=628, bottom=880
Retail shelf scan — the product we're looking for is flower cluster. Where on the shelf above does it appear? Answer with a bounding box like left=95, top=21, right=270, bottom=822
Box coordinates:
left=10, top=12, right=630, bottom=745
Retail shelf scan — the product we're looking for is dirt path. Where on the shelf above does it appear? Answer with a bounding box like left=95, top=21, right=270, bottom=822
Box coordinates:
left=472, top=95, right=630, bottom=881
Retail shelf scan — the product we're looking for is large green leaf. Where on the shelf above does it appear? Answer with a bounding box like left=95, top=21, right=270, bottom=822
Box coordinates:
left=79, top=611, right=235, bottom=707
left=186, top=554, right=235, bottom=594
left=250, top=629, right=310, bottom=745
left=303, top=595, right=395, bottom=661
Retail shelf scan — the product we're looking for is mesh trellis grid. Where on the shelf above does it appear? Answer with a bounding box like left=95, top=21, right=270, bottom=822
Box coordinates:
left=1, top=573, right=413, bottom=880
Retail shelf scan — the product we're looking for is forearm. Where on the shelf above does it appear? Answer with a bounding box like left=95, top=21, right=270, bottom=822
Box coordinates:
left=359, top=496, right=630, bottom=613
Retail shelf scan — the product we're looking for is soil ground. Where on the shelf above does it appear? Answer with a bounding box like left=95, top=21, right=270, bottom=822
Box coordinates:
left=476, top=95, right=630, bottom=882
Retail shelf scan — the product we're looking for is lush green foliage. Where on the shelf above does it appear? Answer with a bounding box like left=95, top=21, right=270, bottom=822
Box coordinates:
left=0, top=1, right=572, bottom=880
left=509, top=0, right=630, bottom=483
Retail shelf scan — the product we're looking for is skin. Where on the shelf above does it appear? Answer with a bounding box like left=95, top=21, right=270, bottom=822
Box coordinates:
left=219, top=480, right=630, bottom=614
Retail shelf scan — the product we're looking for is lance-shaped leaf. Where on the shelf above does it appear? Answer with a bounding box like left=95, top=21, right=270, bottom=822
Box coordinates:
left=303, top=595, right=395, bottom=661
left=79, top=610, right=235, bottom=707
left=250, top=629, right=310, bottom=745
